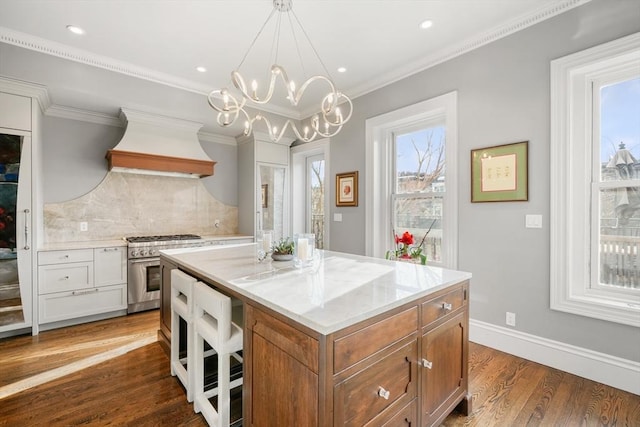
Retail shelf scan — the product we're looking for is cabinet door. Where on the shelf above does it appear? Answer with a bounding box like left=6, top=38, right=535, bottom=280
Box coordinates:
left=420, top=312, right=466, bottom=426
left=94, top=247, right=126, bottom=286
left=0, top=92, right=31, bottom=131
left=247, top=305, right=318, bottom=427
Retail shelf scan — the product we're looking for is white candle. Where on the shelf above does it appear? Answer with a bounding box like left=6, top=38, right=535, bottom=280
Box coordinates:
left=297, top=238, right=308, bottom=261
left=262, top=233, right=272, bottom=252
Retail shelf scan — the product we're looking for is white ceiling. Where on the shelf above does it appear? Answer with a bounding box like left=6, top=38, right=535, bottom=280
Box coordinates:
left=0, top=0, right=587, bottom=137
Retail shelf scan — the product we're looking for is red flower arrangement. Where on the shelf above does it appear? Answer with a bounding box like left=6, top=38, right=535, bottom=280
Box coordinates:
left=387, top=230, right=426, bottom=264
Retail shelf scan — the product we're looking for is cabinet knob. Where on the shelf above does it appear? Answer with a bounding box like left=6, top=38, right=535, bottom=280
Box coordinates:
left=421, top=358, right=433, bottom=369
left=377, top=386, right=390, bottom=400
left=442, top=302, right=452, bottom=311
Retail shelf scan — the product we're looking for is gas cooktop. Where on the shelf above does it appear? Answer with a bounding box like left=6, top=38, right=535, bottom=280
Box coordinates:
left=125, top=234, right=201, bottom=243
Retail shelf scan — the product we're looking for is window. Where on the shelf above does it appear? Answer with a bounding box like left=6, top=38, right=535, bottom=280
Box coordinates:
left=550, top=33, right=640, bottom=327
left=366, top=92, right=458, bottom=269
left=392, top=125, right=446, bottom=263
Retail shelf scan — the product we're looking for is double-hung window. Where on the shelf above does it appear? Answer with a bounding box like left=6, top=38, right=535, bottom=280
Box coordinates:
left=550, top=33, right=640, bottom=326
left=366, top=92, right=458, bottom=268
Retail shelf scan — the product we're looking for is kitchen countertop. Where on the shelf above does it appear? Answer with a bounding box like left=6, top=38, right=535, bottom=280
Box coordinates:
left=160, top=243, right=471, bottom=335
left=38, top=234, right=253, bottom=252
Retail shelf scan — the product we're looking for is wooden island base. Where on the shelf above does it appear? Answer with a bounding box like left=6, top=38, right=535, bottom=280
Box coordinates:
left=158, top=245, right=471, bottom=426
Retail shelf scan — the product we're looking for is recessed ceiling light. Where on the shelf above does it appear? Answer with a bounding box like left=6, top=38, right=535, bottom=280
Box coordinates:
left=196, top=66, right=207, bottom=73
left=66, top=25, right=85, bottom=35
left=419, top=20, right=433, bottom=30
left=337, top=67, right=347, bottom=73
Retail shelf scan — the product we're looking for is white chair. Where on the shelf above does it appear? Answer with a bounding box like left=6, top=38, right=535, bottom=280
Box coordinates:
left=193, top=281, right=244, bottom=427
left=170, top=269, right=198, bottom=402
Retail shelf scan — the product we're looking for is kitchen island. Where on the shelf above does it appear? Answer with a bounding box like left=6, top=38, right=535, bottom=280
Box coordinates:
left=159, top=243, right=472, bottom=426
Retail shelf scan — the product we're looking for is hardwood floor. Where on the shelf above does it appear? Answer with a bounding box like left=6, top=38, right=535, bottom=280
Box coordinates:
left=0, top=312, right=638, bottom=426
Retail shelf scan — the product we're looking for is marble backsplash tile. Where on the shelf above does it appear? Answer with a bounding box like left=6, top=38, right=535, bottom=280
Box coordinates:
left=44, top=172, right=238, bottom=242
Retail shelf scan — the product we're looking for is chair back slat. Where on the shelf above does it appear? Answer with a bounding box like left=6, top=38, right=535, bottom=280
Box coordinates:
left=194, top=282, right=233, bottom=342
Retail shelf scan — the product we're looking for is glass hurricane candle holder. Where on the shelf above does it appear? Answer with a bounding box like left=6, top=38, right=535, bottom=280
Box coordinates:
left=294, top=233, right=315, bottom=268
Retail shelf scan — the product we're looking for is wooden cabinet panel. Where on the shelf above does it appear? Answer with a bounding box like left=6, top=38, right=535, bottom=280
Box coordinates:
left=334, top=307, right=418, bottom=373
left=421, top=286, right=465, bottom=328
left=334, top=339, right=417, bottom=426
left=250, top=305, right=318, bottom=372
left=421, top=312, right=466, bottom=426
left=379, top=399, right=417, bottom=427
left=249, top=322, right=318, bottom=426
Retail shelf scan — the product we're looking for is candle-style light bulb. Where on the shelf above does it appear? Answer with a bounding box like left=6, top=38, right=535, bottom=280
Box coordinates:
left=251, top=80, right=258, bottom=99
left=336, top=107, right=342, bottom=122
left=304, top=126, right=309, bottom=138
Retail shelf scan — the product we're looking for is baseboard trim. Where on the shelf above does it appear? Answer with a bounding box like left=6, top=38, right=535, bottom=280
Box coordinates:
left=469, top=319, right=640, bottom=395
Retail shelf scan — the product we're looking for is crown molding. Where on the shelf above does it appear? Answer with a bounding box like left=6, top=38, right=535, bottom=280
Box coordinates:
left=305, top=0, right=592, bottom=117
left=0, top=76, right=51, bottom=113
left=1, top=0, right=591, bottom=121
left=198, top=131, right=238, bottom=146
left=45, top=104, right=122, bottom=127
left=0, top=26, right=303, bottom=120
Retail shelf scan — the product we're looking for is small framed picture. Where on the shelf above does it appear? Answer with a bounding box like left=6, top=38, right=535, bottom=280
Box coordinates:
left=261, top=184, right=268, bottom=208
left=336, top=171, right=358, bottom=207
left=471, top=141, right=528, bottom=202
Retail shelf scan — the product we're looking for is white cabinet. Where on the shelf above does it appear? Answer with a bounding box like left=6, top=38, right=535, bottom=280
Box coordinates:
left=37, top=246, right=127, bottom=327
left=94, top=247, right=127, bottom=286
left=237, top=133, right=293, bottom=240
left=0, top=92, right=31, bottom=131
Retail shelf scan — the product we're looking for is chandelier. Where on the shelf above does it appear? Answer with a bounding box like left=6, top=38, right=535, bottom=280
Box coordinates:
left=207, top=0, right=353, bottom=143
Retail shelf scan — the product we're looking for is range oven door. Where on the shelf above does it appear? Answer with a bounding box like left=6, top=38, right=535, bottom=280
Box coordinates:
left=127, top=257, right=161, bottom=313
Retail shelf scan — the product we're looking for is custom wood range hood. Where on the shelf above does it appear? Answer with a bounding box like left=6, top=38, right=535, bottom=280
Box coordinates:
left=106, top=108, right=216, bottom=178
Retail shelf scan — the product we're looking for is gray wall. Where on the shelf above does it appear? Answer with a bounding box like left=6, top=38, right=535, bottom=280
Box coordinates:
left=41, top=116, right=238, bottom=206
left=327, top=0, right=640, bottom=361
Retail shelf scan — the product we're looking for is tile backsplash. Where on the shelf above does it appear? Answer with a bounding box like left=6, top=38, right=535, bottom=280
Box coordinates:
left=43, top=171, right=238, bottom=242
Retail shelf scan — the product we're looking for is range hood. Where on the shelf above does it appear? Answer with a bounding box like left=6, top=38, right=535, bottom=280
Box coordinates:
left=106, top=108, right=216, bottom=178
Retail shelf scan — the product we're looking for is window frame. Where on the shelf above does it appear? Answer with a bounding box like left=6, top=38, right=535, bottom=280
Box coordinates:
left=550, top=32, right=640, bottom=327
left=365, top=92, right=458, bottom=269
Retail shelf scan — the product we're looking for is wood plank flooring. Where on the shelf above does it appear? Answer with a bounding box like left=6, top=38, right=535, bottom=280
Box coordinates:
left=0, top=311, right=638, bottom=426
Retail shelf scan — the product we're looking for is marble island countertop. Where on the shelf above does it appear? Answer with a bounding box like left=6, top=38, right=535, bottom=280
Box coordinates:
left=161, top=243, right=471, bottom=335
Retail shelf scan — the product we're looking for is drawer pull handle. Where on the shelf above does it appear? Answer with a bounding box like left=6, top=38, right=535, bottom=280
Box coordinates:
left=442, top=302, right=452, bottom=311
left=377, top=387, right=390, bottom=400
left=421, top=358, right=433, bottom=369
left=72, top=289, right=99, bottom=296
left=103, top=248, right=119, bottom=252
left=63, top=276, right=70, bottom=280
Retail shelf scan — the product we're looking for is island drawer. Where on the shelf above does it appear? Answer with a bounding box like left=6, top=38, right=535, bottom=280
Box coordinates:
left=333, top=339, right=417, bottom=426
left=334, top=306, right=417, bottom=374
left=38, top=263, right=94, bottom=294
left=421, top=284, right=466, bottom=328
left=39, top=249, right=93, bottom=265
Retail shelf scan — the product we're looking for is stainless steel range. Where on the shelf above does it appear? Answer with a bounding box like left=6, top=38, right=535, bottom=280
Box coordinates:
left=126, top=234, right=204, bottom=313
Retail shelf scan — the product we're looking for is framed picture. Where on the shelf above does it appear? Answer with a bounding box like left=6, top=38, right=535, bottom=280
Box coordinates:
left=336, top=171, right=358, bottom=207
left=261, top=184, right=268, bottom=208
left=471, top=141, right=528, bottom=202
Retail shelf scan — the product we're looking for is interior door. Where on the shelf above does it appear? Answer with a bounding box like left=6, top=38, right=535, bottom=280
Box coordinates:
left=0, top=129, right=32, bottom=334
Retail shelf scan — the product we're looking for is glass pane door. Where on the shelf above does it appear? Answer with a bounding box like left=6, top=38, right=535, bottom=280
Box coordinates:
left=307, top=154, right=325, bottom=249
left=0, top=132, right=28, bottom=329
left=258, top=163, right=287, bottom=242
